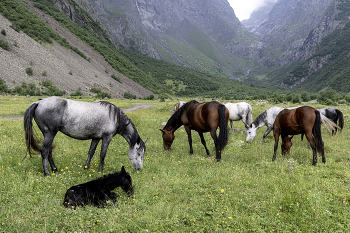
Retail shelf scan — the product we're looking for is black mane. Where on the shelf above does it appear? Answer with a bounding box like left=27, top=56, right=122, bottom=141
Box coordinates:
left=164, top=100, right=199, bottom=128
left=251, top=110, right=267, bottom=127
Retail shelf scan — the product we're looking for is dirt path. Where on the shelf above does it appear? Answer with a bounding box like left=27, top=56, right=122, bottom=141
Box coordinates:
left=0, top=104, right=153, bottom=119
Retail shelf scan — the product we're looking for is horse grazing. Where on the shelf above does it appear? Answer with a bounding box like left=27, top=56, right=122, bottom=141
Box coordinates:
left=246, top=106, right=298, bottom=143
left=223, top=102, right=253, bottom=132
left=272, top=106, right=338, bottom=165
left=160, top=100, right=229, bottom=161
left=172, top=101, right=186, bottom=114
left=63, top=166, right=133, bottom=208
left=317, top=107, right=344, bottom=135
left=24, top=96, right=147, bottom=176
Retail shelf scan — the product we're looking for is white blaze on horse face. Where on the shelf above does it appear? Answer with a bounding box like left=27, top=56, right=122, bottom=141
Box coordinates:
left=246, top=126, right=257, bottom=142
left=128, top=143, right=144, bottom=170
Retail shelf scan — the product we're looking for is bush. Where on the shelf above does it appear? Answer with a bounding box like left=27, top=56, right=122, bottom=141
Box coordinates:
left=1, top=29, right=6, bottom=36
left=42, top=70, right=47, bottom=76
left=300, top=92, right=310, bottom=102
left=124, top=92, right=136, bottom=99
left=25, top=67, right=33, bottom=76
left=292, top=94, right=300, bottom=104
left=345, top=95, right=350, bottom=103
left=0, top=38, right=10, bottom=50
left=0, top=77, right=8, bottom=93
left=90, top=87, right=110, bottom=99
left=70, top=88, right=83, bottom=97
left=111, top=74, right=121, bottom=83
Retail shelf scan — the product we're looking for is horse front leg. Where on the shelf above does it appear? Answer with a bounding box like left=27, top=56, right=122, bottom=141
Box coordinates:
left=198, top=132, right=210, bottom=156
left=184, top=125, right=193, bottom=154
left=85, top=139, right=100, bottom=170
left=98, top=136, right=113, bottom=172
left=262, top=126, right=273, bottom=144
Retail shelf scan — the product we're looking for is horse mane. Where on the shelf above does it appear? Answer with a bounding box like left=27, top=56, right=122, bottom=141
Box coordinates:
left=164, top=100, right=199, bottom=128
left=98, top=101, right=140, bottom=146
left=251, top=110, right=267, bottom=127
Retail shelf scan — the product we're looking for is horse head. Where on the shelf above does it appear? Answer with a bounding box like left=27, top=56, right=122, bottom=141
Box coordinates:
left=160, top=128, right=175, bottom=150
left=120, top=166, right=134, bottom=196
left=128, top=137, right=147, bottom=171
left=246, top=126, right=257, bottom=143
left=281, top=135, right=293, bottom=155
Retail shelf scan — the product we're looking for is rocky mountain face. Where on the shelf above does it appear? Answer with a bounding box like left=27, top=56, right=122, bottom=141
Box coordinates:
left=53, top=0, right=261, bottom=79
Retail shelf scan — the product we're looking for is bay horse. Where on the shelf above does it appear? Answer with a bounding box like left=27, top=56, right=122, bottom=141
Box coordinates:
left=223, top=102, right=253, bottom=132
left=246, top=106, right=298, bottom=143
left=160, top=100, right=229, bottom=161
left=63, top=166, right=133, bottom=208
left=272, top=106, right=338, bottom=165
left=172, top=101, right=186, bottom=114
left=24, top=96, right=147, bottom=176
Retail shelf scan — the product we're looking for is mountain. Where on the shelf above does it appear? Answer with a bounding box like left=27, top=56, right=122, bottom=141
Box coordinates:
left=55, top=0, right=261, bottom=79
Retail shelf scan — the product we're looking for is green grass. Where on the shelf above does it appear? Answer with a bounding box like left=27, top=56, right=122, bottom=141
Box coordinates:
left=1, top=96, right=350, bottom=231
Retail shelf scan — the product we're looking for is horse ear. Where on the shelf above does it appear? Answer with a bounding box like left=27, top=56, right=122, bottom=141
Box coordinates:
left=121, top=166, right=126, bottom=173
left=144, top=138, right=148, bottom=144
left=159, top=129, right=164, bottom=133
left=290, top=135, right=294, bottom=140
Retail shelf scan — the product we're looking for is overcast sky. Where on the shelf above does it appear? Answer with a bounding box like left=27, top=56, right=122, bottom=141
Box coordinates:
left=227, top=0, right=277, bottom=21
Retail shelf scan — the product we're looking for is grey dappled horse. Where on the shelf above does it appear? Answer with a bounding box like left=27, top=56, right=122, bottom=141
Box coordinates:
left=317, top=107, right=344, bottom=135
left=24, top=97, right=147, bottom=176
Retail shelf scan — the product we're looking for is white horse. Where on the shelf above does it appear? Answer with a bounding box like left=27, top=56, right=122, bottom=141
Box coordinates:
left=246, top=106, right=298, bottom=143
left=223, top=102, right=253, bottom=132
left=172, top=101, right=186, bottom=114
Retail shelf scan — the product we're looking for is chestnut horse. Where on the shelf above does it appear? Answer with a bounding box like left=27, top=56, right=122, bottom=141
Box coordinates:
left=272, top=106, right=339, bottom=165
left=160, top=100, right=229, bottom=161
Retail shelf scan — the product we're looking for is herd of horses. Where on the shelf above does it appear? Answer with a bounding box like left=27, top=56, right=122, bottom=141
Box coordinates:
left=23, top=97, right=344, bottom=207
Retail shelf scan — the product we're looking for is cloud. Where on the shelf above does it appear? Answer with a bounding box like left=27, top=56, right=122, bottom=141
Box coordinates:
left=228, top=0, right=278, bottom=21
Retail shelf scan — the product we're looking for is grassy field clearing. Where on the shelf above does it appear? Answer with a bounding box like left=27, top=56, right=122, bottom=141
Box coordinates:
left=0, top=96, right=350, bottom=232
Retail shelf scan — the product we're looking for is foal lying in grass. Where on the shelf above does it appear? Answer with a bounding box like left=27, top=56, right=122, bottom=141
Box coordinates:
left=63, top=166, right=134, bottom=208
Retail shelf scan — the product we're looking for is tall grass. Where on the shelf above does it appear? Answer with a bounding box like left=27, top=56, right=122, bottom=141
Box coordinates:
left=0, top=96, right=349, bottom=231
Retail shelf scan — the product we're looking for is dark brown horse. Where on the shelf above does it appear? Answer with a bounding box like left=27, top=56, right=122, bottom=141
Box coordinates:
left=160, top=100, right=229, bottom=161
left=272, top=106, right=338, bottom=165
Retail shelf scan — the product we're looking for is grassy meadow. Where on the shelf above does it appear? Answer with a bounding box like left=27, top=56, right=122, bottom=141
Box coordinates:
left=1, top=95, right=350, bottom=232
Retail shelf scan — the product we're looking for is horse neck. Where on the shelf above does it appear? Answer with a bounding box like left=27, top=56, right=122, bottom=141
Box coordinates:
left=251, top=111, right=267, bottom=129
left=117, top=113, right=139, bottom=147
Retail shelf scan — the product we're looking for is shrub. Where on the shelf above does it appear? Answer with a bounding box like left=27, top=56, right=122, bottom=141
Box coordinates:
left=0, top=77, right=8, bottom=93
left=70, top=88, right=83, bottom=96
left=42, top=70, right=47, bottom=76
left=0, top=38, right=10, bottom=50
left=25, top=67, right=33, bottom=76
left=111, top=74, right=121, bottom=83
left=1, top=29, right=6, bottom=36
left=300, top=92, right=310, bottom=102
left=345, top=95, right=350, bottom=103
left=124, top=92, right=136, bottom=99
left=292, top=94, right=300, bottom=104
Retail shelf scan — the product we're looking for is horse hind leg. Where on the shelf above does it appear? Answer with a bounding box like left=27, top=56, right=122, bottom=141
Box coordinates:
left=41, top=132, right=57, bottom=175
left=85, top=139, right=100, bottom=170
left=230, top=120, right=234, bottom=132
left=198, top=132, right=210, bottom=156
left=304, top=133, right=318, bottom=165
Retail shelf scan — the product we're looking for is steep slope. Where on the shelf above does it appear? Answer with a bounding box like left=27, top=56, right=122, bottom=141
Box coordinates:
left=276, top=0, right=350, bottom=92
left=241, top=1, right=276, bottom=32
left=0, top=3, right=153, bottom=98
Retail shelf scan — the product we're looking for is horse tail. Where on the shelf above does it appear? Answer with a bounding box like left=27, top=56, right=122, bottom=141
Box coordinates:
left=24, top=102, right=41, bottom=157
left=320, top=113, right=340, bottom=136
left=247, top=105, right=253, bottom=126
left=313, top=111, right=324, bottom=154
left=335, top=109, right=344, bottom=130
left=218, top=104, right=229, bottom=151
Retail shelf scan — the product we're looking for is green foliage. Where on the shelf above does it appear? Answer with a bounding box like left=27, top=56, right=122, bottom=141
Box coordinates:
left=42, top=70, right=47, bottom=76
left=345, top=95, right=350, bottom=103
left=90, top=88, right=111, bottom=99
left=124, top=92, right=136, bottom=99
left=25, top=67, right=33, bottom=76
left=0, top=77, right=9, bottom=93
left=292, top=94, right=300, bottom=104
left=111, top=74, right=121, bottom=83
left=70, top=88, right=83, bottom=97
left=143, top=95, right=154, bottom=100
left=0, top=38, right=10, bottom=50
left=1, top=29, right=6, bottom=36
left=300, top=92, right=310, bottom=102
